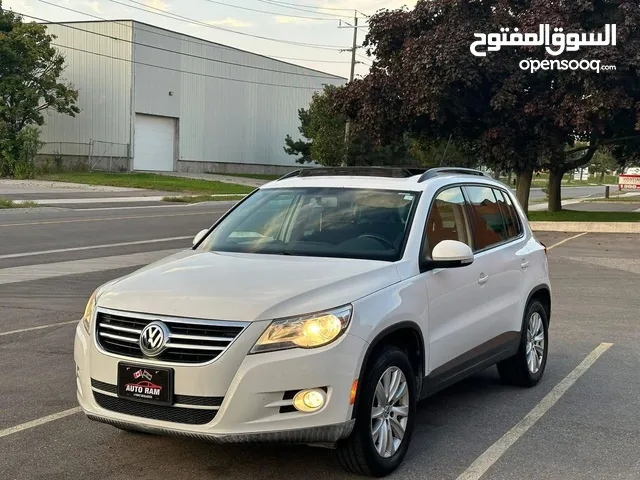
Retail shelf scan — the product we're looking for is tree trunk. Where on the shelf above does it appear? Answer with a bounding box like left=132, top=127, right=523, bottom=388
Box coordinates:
left=548, top=169, right=563, bottom=212
left=507, top=171, right=512, bottom=185
left=515, top=169, right=533, bottom=214
left=599, top=171, right=605, bottom=183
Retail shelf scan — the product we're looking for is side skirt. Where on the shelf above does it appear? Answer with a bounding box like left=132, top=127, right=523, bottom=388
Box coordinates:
left=420, top=331, right=520, bottom=400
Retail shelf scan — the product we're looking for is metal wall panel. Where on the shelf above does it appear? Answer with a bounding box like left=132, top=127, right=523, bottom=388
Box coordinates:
left=38, top=21, right=133, bottom=151
left=132, top=22, right=345, bottom=167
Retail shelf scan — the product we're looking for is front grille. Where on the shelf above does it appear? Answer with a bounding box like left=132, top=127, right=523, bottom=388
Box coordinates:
left=91, top=379, right=224, bottom=407
left=93, top=392, right=217, bottom=425
left=95, top=310, right=246, bottom=364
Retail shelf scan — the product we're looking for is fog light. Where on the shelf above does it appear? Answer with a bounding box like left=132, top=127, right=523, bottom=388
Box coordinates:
left=293, top=389, right=326, bottom=413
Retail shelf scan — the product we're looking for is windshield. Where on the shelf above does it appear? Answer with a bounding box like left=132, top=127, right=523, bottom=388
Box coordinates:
left=198, top=187, right=420, bottom=261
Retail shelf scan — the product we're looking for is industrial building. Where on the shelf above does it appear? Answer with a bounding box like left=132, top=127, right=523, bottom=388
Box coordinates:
left=38, top=20, right=346, bottom=174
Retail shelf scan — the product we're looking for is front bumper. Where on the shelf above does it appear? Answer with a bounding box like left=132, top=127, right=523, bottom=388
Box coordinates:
left=86, top=413, right=355, bottom=444
left=74, top=321, right=367, bottom=444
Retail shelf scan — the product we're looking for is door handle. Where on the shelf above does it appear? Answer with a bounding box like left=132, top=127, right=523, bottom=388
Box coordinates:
left=478, top=273, right=489, bottom=285
left=521, top=259, right=530, bottom=269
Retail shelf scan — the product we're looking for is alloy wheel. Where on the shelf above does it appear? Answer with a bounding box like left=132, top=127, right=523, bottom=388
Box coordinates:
left=370, top=366, right=410, bottom=458
left=526, top=312, right=545, bottom=374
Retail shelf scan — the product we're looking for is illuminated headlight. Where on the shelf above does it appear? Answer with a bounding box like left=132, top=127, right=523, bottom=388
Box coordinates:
left=81, top=289, right=98, bottom=334
left=250, top=305, right=352, bottom=354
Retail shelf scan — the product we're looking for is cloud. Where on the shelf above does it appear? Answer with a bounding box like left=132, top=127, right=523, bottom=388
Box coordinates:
left=206, top=18, right=253, bottom=28
left=83, top=1, right=104, bottom=15
left=274, top=16, right=318, bottom=26
left=143, top=0, right=170, bottom=11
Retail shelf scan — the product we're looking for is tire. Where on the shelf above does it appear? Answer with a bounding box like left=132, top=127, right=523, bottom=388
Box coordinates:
left=335, top=346, right=417, bottom=477
left=497, top=300, right=549, bottom=387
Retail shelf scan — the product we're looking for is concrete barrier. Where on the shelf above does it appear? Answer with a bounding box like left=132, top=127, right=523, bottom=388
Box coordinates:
left=530, top=222, right=640, bottom=233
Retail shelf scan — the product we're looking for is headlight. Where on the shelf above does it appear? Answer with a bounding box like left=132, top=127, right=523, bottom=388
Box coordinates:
left=250, top=305, right=352, bottom=354
left=81, top=289, right=98, bottom=334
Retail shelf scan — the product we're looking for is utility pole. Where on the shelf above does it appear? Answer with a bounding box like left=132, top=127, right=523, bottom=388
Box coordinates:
left=339, top=11, right=359, bottom=167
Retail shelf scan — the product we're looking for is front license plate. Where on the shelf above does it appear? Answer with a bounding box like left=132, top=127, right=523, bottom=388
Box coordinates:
left=117, top=363, right=173, bottom=405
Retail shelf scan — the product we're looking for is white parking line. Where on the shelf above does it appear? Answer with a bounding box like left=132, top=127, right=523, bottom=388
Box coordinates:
left=0, top=407, right=82, bottom=439
left=0, top=249, right=179, bottom=285
left=0, top=320, right=79, bottom=337
left=0, top=237, right=191, bottom=260
left=547, top=232, right=588, bottom=250
left=456, top=342, right=613, bottom=480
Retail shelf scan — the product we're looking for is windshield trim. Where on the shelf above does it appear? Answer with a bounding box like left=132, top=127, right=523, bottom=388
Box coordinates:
left=195, top=187, right=422, bottom=263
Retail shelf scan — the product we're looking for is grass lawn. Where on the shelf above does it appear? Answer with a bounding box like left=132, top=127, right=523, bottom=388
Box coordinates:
left=208, top=173, right=281, bottom=181
left=163, top=195, right=246, bottom=203
left=0, top=197, right=38, bottom=209
left=35, top=172, right=255, bottom=195
left=529, top=210, right=640, bottom=222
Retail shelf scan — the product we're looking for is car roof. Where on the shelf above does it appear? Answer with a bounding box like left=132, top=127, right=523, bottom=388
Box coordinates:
left=260, top=167, right=505, bottom=192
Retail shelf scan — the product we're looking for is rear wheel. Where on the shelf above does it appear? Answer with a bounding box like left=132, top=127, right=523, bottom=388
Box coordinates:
left=335, top=346, right=416, bottom=477
left=497, top=300, right=549, bottom=387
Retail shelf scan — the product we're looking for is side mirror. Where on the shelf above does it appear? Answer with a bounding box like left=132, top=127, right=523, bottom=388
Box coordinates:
left=422, top=240, right=474, bottom=271
left=193, top=229, right=209, bottom=247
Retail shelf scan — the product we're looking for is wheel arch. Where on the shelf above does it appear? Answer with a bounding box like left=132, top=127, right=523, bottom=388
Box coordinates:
left=527, top=284, right=552, bottom=325
left=351, top=321, right=425, bottom=419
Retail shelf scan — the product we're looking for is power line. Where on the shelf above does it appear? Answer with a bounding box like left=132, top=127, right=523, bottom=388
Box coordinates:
left=119, top=0, right=349, bottom=49
left=199, top=0, right=350, bottom=21
left=50, top=42, right=333, bottom=90
left=256, top=0, right=361, bottom=12
left=30, top=1, right=351, bottom=65
left=19, top=11, right=344, bottom=80
left=255, top=0, right=364, bottom=18
left=36, top=0, right=350, bottom=51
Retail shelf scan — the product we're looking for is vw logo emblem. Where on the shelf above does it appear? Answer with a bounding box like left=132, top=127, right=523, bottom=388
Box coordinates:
left=139, top=321, right=170, bottom=357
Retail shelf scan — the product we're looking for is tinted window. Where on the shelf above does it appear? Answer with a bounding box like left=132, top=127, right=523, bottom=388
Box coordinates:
left=424, top=187, right=472, bottom=257
left=465, top=186, right=508, bottom=251
left=199, top=187, right=419, bottom=261
left=495, top=189, right=522, bottom=239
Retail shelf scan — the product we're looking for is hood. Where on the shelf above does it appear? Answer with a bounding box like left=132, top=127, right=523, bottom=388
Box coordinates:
left=98, top=250, right=401, bottom=321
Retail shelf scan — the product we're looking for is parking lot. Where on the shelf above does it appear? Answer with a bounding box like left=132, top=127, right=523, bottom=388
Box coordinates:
left=0, top=203, right=639, bottom=480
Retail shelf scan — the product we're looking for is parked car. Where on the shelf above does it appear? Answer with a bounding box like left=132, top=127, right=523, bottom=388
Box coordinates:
left=75, top=167, right=551, bottom=477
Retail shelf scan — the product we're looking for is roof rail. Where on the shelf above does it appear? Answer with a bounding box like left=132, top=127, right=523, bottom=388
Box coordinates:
left=418, top=167, right=490, bottom=183
left=277, top=169, right=303, bottom=181
left=277, top=166, right=428, bottom=180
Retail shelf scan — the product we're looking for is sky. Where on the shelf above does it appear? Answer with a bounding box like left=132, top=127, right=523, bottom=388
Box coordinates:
left=4, top=0, right=418, bottom=79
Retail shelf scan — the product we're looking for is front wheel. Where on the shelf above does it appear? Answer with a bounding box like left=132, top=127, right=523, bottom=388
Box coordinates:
left=335, top=346, right=416, bottom=477
left=498, top=300, right=549, bottom=387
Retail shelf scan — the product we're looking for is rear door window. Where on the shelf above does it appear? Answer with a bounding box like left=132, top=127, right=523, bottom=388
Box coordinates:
left=494, top=189, right=522, bottom=239
left=464, top=186, right=508, bottom=251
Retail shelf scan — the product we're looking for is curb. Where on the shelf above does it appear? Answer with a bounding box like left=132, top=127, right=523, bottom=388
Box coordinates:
left=530, top=221, right=640, bottom=233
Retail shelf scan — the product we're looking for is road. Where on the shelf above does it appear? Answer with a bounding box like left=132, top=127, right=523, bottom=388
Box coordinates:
left=527, top=185, right=611, bottom=200
left=1, top=203, right=639, bottom=480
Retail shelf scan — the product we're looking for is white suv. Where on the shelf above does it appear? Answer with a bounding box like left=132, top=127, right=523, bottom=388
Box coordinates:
left=74, top=167, right=551, bottom=477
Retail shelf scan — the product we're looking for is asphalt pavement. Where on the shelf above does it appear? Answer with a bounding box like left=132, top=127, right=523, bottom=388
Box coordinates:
left=0, top=202, right=639, bottom=480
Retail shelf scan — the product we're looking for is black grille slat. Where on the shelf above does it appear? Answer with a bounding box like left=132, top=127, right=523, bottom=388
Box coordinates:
left=93, top=392, right=217, bottom=425
left=91, top=379, right=117, bottom=394
left=90, top=379, right=223, bottom=407
left=96, top=312, right=244, bottom=364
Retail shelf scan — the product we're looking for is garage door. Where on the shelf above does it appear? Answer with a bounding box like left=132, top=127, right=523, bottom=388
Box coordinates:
left=133, top=114, right=175, bottom=171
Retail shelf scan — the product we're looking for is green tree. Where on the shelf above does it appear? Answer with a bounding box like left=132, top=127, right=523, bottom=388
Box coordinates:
left=0, top=3, right=80, bottom=177
left=587, top=147, right=618, bottom=182
left=284, top=84, right=415, bottom=167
